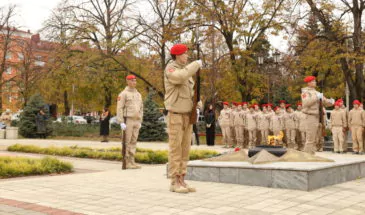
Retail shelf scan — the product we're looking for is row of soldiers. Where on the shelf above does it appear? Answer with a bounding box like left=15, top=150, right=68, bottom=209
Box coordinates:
left=330, top=99, right=365, bottom=154
left=218, top=100, right=307, bottom=150
left=218, top=98, right=365, bottom=153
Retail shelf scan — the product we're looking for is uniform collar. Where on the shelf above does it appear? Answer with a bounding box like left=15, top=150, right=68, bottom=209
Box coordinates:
left=173, top=60, right=186, bottom=68
left=126, top=86, right=136, bottom=92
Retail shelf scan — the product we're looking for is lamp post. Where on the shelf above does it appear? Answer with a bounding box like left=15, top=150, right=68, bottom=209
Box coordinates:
left=257, top=51, right=280, bottom=103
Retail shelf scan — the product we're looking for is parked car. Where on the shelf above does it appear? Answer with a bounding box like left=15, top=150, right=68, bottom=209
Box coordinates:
left=110, top=116, right=119, bottom=124
left=66, top=116, right=87, bottom=124
left=84, top=116, right=100, bottom=124
left=53, top=117, right=63, bottom=123
left=11, top=113, right=20, bottom=121
left=158, top=116, right=166, bottom=123
left=325, top=110, right=332, bottom=129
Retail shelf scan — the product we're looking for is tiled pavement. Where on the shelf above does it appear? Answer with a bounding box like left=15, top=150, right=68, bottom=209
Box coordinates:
left=1, top=140, right=365, bottom=214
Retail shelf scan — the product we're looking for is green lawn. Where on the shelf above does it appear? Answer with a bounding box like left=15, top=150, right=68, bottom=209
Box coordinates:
left=0, top=156, right=73, bottom=179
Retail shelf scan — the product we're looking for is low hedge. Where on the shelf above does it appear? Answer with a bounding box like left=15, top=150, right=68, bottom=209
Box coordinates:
left=7, top=144, right=219, bottom=164
left=0, top=156, right=73, bottom=178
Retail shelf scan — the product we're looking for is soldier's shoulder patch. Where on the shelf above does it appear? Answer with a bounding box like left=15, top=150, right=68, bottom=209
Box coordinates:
left=117, top=96, right=121, bottom=101
left=301, top=93, right=307, bottom=99
left=168, top=67, right=175, bottom=72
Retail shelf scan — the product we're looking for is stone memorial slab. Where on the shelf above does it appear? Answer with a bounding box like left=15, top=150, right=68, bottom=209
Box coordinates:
left=185, top=154, right=365, bottom=191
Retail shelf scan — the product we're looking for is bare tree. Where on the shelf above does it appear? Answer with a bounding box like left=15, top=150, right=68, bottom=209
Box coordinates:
left=12, top=38, right=45, bottom=107
left=0, top=5, right=17, bottom=110
left=66, top=0, right=148, bottom=107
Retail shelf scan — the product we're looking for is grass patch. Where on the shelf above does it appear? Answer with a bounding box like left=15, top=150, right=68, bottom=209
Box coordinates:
left=7, top=144, right=219, bottom=164
left=0, top=156, right=73, bottom=179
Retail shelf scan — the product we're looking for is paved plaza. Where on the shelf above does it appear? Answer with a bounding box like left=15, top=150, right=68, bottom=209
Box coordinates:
left=1, top=139, right=365, bottom=215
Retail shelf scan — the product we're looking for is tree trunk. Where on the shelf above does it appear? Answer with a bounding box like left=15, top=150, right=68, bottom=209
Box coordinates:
left=63, top=90, right=70, bottom=115
left=104, top=86, right=112, bottom=108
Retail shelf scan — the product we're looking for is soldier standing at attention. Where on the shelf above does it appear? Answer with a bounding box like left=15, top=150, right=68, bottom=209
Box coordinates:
left=164, top=44, right=202, bottom=193
left=338, top=99, right=349, bottom=152
left=284, top=104, right=297, bottom=149
left=242, top=102, right=249, bottom=148
left=245, top=105, right=258, bottom=149
left=117, top=75, right=144, bottom=169
left=230, top=102, right=237, bottom=147
left=233, top=102, right=245, bottom=148
left=348, top=100, right=365, bottom=154
left=254, top=104, right=262, bottom=145
left=301, top=76, right=334, bottom=155
left=330, top=101, right=347, bottom=153
left=219, top=102, right=232, bottom=148
left=270, top=107, right=284, bottom=145
left=294, top=102, right=306, bottom=151
left=257, top=104, right=270, bottom=145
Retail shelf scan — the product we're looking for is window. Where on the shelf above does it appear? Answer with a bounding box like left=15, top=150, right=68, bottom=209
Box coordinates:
left=18, top=53, right=24, bottom=60
left=6, top=67, right=11, bottom=74
left=5, top=52, right=12, bottom=59
left=35, top=61, right=45, bottom=66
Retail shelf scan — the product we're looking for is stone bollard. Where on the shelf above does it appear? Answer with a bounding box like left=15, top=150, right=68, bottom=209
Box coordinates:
left=0, top=129, right=5, bottom=139
left=6, top=127, right=18, bottom=139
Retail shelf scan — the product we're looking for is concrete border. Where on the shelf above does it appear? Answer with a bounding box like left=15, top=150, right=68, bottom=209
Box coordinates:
left=186, top=156, right=365, bottom=191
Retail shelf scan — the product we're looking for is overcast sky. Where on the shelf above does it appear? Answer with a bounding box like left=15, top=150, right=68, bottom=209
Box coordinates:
left=1, top=0, right=61, bottom=33
left=1, top=0, right=287, bottom=51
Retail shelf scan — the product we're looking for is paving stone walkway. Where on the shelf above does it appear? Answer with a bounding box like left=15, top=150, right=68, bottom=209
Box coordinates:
left=1, top=139, right=365, bottom=214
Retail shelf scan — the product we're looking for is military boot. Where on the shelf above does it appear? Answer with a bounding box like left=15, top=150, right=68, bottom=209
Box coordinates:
left=125, top=157, right=140, bottom=169
left=180, top=174, right=196, bottom=192
left=131, top=157, right=141, bottom=169
left=170, top=176, right=189, bottom=193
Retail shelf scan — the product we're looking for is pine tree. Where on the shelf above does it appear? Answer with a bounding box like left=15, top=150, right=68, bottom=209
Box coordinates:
left=19, top=93, right=52, bottom=138
left=138, top=91, right=167, bottom=141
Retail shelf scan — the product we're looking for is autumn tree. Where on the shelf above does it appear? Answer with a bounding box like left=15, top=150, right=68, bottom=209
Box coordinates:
left=188, top=0, right=286, bottom=102
left=302, top=0, right=365, bottom=102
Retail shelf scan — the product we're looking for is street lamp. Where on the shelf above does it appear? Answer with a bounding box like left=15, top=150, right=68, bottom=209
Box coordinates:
left=257, top=51, right=281, bottom=103
left=258, top=54, right=264, bottom=65
left=273, top=50, right=280, bottom=64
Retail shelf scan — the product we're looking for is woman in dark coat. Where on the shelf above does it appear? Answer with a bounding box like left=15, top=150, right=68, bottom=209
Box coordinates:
left=100, top=108, right=111, bottom=142
left=204, top=104, right=216, bottom=146
left=36, top=108, right=47, bottom=138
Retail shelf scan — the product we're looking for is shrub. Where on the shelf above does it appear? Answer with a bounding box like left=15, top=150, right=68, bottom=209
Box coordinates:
left=138, top=91, right=167, bottom=141
left=18, top=94, right=52, bottom=138
left=0, top=156, right=73, bottom=178
left=8, top=144, right=219, bottom=164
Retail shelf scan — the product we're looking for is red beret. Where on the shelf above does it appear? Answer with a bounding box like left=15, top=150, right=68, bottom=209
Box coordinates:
left=304, top=76, right=316, bottom=83
left=242, top=102, right=248, bottom=105
left=296, top=102, right=302, bottom=106
left=170, top=44, right=188, bottom=55
left=262, top=104, right=267, bottom=108
left=285, top=104, right=291, bottom=109
left=253, top=103, right=259, bottom=107
left=237, top=102, right=243, bottom=106
left=336, top=99, right=343, bottom=104
left=223, top=102, right=229, bottom=106
left=274, top=106, right=280, bottom=111
left=353, top=100, right=361, bottom=105
left=126, top=75, right=136, bottom=80
left=334, top=101, right=341, bottom=107
left=279, top=100, right=286, bottom=104
left=267, top=103, right=273, bottom=107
